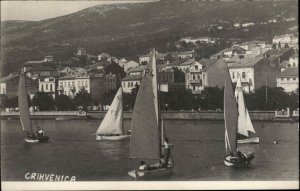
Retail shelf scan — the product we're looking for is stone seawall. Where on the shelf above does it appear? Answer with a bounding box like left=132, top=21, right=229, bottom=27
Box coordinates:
left=88, top=111, right=276, bottom=121
left=0, top=110, right=276, bottom=121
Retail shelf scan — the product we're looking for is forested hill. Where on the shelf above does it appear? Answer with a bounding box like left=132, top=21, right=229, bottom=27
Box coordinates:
left=1, top=0, right=298, bottom=77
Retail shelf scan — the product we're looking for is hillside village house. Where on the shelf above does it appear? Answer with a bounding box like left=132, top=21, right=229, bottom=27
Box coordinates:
left=58, top=67, right=86, bottom=76
left=38, top=77, right=58, bottom=99
left=0, top=73, right=38, bottom=98
left=57, top=75, right=104, bottom=101
left=25, top=65, right=60, bottom=80
left=277, top=67, right=299, bottom=93
left=180, top=37, right=215, bottom=44
left=119, top=60, right=139, bottom=73
left=76, top=48, right=87, bottom=56
left=98, top=52, right=110, bottom=61
left=272, top=34, right=295, bottom=45
left=228, top=57, right=278, bottom=93
left=138, top=51, right=168, bottom=64
left=289, top=51, right=299, bottom=67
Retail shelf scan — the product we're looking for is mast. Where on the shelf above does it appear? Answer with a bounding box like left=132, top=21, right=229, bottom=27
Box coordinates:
left=153, top=49, right=163, bottom=156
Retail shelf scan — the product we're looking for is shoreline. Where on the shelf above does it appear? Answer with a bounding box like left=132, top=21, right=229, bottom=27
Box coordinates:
left=0, top=111, right=298, bottom=122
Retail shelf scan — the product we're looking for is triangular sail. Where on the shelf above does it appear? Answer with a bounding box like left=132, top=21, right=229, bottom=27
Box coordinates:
left=96, top=87, right=123, bottom=135
left=130, top=49, right=160, bottom=160
left=235, top=77, right=255, bottom=137
left=18, top=70, right=32, bottom=135
left=224, top=64, right=238, bottom=154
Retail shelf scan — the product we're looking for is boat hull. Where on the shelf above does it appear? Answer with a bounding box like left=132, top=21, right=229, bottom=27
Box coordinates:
left=237, top=136, right=259, bottom=144
left=96, top=135, right=130, bottom=141
left=224, top=154, right=255, bottom=167
left=128, top=165, right=174, bottom=180
left=24, top=136, right=49, bottom=143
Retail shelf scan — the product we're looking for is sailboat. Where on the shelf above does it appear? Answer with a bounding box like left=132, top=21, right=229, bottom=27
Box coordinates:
left=95, top=87, right=130, bottom=141
left=18, top=67, right=49, bottom=143
left=235, top=77, right=259, bottom=144
left=223, top=65, right=254, bottom=167
left=127, top=48, right=174, bottom=180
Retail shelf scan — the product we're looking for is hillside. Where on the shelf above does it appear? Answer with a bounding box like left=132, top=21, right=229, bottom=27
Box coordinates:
left=0, top=0, right=298, bottom=77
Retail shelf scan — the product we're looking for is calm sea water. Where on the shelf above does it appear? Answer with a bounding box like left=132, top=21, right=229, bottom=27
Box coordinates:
left=1, top=119, right=299, bottom=181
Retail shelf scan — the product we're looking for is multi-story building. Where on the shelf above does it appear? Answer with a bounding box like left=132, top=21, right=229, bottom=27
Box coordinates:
left=277, top=67, right=299, bottom=93
left=228, top=57, right=278, bottom=93
left=38, top=77, right=58, bottom=99
left=104, top=73, right=118, bottom=93
left=57, top=75, right=104, bottom=101
left=289, top=51, right=299, bottom=67
left=121, top=75, right=142, bottom=93
left=0, top=73, right=38, bottom=98
left=185, top=60, right=205, bottom=94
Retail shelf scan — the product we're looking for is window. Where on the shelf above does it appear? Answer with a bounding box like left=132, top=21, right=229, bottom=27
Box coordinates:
left=293, top=78, right=296, bottom=81
left=50, top=84, right=53, bottom=91
left=131, top=82, right=134, bottom=87
left=41, top=84, right=44, bottom=91
left=232, top=72, right=235, bottom=79
left=46, top=84, right=48, bottom=90
left=287, top=78, right=290, bottom=81
left=193, top=75, right=196, bottom=80
left=128, top=82, right=130, bottom=87
left=242, top=72, right=246, bottom=79
left=60, top=82, right=63, bottom=86
left=68, top=82, right=70, bottom=87
left=195, top=65, right=198, bottom=70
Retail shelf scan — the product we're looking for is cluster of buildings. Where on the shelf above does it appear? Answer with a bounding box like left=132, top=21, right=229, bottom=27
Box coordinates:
left=0, top=34, right=298, bottom=108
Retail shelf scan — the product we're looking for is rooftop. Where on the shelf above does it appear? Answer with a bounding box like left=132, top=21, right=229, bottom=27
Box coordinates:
left=121, top=75, right=143, bottom=81
left=277, top=67, right=299, bottom=77
left=229, top=57, right=264, bottom=68
left=0, top=73, right=19, bottom=83
left=127, top=65, right=147, bottom=73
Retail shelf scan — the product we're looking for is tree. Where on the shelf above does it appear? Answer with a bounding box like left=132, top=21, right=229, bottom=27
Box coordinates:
left=73, top=89, right=94, bottom=110
left=173, top=68, right=185, bottom=82
left=55, top=94, right=75, bottom=111
left=32, top=92, right=55, bottom=111
left=101, top=89, right=118, bottom=106
left=284, top=43, right=289, bottom=48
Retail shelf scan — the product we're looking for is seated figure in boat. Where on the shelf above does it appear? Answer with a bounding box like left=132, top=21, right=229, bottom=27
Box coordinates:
left=139, top=161, right=148, bottom=171
left=162, top=138, right=173, bottom=168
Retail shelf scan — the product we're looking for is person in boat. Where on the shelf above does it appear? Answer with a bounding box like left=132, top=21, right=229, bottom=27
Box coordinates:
left=36, top=127, right=45, bottom=137
left=163, top=138, right=173, bottom=167
left=236, top=150, right=247, bottom=161
left=139, top=161, right=148, bottom=171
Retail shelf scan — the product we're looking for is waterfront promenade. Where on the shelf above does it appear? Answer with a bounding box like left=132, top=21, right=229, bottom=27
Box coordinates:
left=0, top=110, right=285, bottom=121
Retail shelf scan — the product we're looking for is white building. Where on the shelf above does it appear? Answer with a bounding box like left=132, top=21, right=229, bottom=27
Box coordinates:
left=121, top=60, right=139, bottom=73
left=57, top=75, right=103, bottom=100
left=272, top=34, right=293, bottom=45
left=289, top=52, right=299, bottom=67
left=185, top=61, right=205, bottom=94
left=121, top=75, right=142, bottom=93
left=277, top=67, right=299, bottom=93
left=38, top=77, right=57, bottom=98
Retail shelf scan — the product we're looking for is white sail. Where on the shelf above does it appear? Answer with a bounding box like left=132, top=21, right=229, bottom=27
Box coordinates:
left=96, top=87, right=123, bottom=135
left=235, top=77, right=255, bottom=137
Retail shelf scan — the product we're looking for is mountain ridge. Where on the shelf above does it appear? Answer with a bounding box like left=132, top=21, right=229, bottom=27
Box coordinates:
left=0, top=0, right=298, bottom=77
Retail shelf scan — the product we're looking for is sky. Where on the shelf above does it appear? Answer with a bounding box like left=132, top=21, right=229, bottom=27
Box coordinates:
left=1, top=0, right=152, bottom=21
